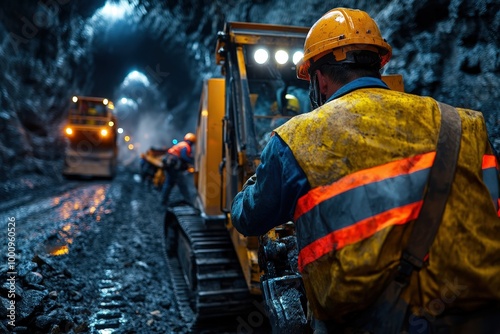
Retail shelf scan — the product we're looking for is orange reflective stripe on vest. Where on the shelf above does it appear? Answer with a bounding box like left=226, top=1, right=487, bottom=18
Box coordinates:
left=295, top=152, right=436, bottom=272
left=482, top=154, right=500, bottom=214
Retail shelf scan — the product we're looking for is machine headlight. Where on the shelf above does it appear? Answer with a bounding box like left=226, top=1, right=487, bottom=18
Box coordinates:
left=275, top=50, right=289, bottom=65
left=254, top=48, right=269, bottom=64
left=65, top=127, right=73, bottom=135
left=100, top=129, right=108, bottom=137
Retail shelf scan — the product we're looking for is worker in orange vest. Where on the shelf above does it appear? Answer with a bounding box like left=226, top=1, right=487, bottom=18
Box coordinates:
left=160, top=133, right=197, bottom=207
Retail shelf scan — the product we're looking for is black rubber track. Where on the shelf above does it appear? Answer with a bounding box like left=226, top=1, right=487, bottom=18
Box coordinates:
left=164, top=204, right=256, bottom=331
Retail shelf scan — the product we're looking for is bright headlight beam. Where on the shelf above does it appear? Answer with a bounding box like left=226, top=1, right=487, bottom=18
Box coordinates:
left=254, top=48, right=269, bottom=64
left=293, top=51, right=304, bottom=65
left=275, top=50, right=289, bottom=64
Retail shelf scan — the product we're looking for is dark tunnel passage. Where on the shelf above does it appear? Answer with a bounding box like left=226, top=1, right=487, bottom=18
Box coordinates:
left=88, top=6, right=199, bottom=154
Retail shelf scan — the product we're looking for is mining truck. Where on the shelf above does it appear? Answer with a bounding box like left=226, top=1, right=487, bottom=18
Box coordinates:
left=63, top=96, right=118, bottom=178
left=163, top=22, right=405, bottom=332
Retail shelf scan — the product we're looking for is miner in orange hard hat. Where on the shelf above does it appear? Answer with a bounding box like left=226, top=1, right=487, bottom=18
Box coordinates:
left=160, top=132, right=197, bottom=207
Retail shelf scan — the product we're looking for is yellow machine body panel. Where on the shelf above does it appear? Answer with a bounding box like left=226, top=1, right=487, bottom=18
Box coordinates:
left=382, top=74, right=405, bottom=92
left=195, top=78, right=225, bottom=216
left=228, top=220, right=262, bottom=294
left=195, top=78, right=262, bottom=294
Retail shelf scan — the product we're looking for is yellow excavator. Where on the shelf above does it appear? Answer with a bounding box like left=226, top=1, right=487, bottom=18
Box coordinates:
left=62, top=96, right=118, bottom=178
left=163, top=22, right=404, bottom=333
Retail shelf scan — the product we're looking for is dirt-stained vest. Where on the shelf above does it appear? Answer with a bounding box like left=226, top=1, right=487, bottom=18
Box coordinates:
left=275, top=88, right=500, bottom=322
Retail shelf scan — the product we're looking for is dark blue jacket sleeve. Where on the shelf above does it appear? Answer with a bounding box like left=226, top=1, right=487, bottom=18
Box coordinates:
left=230, top=134, right=310, bottom=236
left=179, top=146, right=194, bottom=164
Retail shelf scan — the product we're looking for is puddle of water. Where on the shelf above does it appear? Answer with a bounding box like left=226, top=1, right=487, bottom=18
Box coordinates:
left=46, top=244, right=69, bottom=256
left=46, top=184, right=112, bottom=257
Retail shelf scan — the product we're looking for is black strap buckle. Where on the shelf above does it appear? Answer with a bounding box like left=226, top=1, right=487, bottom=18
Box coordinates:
left=395, top=251, right=424, bottom=285
left=395, top=258, right=413, bottom=285
left=402, top=251, right=424, bottom=270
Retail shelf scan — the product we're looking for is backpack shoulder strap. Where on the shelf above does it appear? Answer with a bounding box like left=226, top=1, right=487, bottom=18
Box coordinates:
left=402, top=102, right=462, bottom=271
left=356, top=102, right=462, bottom=333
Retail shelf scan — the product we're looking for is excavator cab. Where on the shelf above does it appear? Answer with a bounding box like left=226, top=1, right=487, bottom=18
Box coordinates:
left=163, top=22, right=311, bottom=333
left=215, top=22, right=312, bottom=332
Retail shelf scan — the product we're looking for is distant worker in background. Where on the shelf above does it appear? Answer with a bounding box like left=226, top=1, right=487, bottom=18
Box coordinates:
left=231, top=7, right=500, bottom=334
left=259, top=93, right=301, bottom=149
left=270, top=93, right=301, bottom=128
left=161, top=133, right=197, bottom=207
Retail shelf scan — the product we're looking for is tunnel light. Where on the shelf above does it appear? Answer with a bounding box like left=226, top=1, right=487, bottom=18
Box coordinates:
left=124, top=70, right=150, bottom=87
left=72, top=96, right=78, bottom=103
left=124, top=135, right=130, bottom=142
left=65, top=127, right=73, bottom=135
left=100, top=2, right=128, bottom=20
left=117, top=128, right=124, bottom=134
left=275, top=50, right=289, bottom=65
left=254, top=48, right=269, bottom=64
left=293, top=51, right=304, bottom=65
left=100, top=129, right=109, bottom=137
left=128, top=144, right=134, bottom=150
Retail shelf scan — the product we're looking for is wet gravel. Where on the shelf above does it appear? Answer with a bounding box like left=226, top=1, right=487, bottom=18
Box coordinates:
left=0, top=168, right=188, bottom=333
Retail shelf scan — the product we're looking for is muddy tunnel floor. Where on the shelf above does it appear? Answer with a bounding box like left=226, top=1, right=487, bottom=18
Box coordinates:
left=0, top=168, right=272, bottom=333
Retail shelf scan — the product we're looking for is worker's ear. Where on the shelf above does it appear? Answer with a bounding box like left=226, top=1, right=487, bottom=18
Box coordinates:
left=315, top=70, right=330, bottom=96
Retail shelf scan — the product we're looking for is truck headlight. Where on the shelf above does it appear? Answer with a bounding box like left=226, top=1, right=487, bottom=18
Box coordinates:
left=100, top=129, right=108, bottom=137
left=65, top=127, right=73, bottom=135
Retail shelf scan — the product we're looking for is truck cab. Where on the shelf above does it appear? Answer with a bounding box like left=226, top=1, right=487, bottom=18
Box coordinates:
left=63, top=95, right=118, bottom=178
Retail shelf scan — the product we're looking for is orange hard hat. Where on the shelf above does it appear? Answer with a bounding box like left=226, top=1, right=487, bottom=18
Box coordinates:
left=296, top=8, right=392, bottom=81
left=184, top=132, right=196, bottom=143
